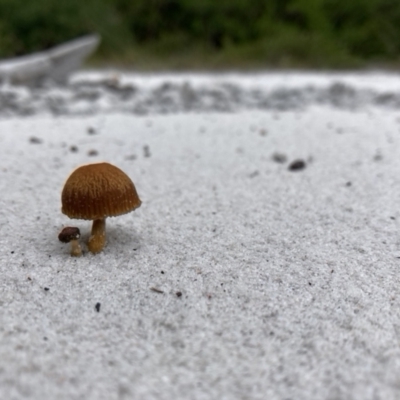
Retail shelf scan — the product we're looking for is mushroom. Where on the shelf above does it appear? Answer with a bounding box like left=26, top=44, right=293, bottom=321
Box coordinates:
left=58, top=226, right=82, bottom=257
left=61, top=163, right=141, bottom=254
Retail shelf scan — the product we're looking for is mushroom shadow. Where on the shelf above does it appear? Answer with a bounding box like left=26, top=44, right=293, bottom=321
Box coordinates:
left=99, top=223, right=141, bottom=250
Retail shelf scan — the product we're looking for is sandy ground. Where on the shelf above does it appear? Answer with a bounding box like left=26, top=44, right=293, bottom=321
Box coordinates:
left=1, top=72, right=400, bottom=399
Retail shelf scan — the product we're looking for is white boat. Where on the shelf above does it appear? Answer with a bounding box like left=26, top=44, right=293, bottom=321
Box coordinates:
left=0, top=34, right=100, bottom=86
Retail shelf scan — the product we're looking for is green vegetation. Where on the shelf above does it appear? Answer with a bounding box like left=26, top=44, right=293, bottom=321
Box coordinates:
left=1, top=0, right=400, bottom=69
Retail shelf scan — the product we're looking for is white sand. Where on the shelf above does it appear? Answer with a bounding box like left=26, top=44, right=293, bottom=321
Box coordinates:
left=1, top=72, right=400, bottom=399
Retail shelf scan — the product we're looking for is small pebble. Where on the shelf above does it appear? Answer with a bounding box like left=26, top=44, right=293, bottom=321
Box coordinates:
left=95, top=302, right=101, bottom=312
left=88, top=149, right=98, bottom=156
left=373, top=152, right=383, bottom=162
left=150, top=287, right=164, bottom=294
left=248, top=171, right=260, bottom=178
left=29, top=136, right=42, bottom=144
left=259, top=129, right=268, bottom=136
left=288, top=159, right=306, bottom=171
left=143, top=145, right=151, bottom=158
left=272, top=152, right=287, bottom=164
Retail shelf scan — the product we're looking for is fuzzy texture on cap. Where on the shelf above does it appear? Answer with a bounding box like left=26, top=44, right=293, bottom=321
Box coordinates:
left=61, top=163, right=141, bottom=220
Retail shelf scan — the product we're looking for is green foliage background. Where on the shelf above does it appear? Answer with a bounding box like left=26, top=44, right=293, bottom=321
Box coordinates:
left=1, top=0, right=400, bottom=68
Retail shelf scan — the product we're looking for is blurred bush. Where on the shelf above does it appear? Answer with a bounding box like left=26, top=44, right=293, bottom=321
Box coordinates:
left=1, top=0, right=400, bottom=67
left=0, top=0, right=131, bottom=58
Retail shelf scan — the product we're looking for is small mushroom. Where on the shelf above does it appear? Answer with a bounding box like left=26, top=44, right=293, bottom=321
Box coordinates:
left=58, top=226, right=82, bottom=257
left=61, top=162, right=141, bottom=254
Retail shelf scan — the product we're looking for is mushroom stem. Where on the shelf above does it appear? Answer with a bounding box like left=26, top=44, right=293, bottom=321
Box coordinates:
left=88, top=218, right=106, bottom=254
left=58, top=226, right=82, bottom=257
left=70, top=239, right=82, bottom=257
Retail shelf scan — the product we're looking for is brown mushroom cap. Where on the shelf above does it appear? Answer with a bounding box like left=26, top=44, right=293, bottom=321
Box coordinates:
left=58, top=226, right=81, bottom=243
left=61, top=163, right=141, bottom=220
